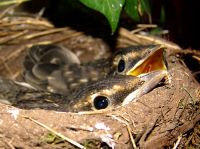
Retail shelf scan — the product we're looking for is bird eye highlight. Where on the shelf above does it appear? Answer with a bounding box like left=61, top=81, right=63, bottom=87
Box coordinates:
left=118, top=59, right=125, bottom=72
left=93, top=96, right=109, bottom=110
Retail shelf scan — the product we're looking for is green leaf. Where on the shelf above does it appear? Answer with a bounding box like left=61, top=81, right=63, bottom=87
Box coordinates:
left=124, top=0, right=140, bottom=22
left=125, top=0, right=151, bottom=22
left=79, top=0, right=125, bottom=33
left=160, top=5, right=165, bottom=24
left=140, top=0, right=151, bottom=15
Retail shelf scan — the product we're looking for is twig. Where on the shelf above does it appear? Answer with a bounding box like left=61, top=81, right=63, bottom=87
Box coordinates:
left=171, top=48, right=200, bottom=57
left=0, top=30, right=27, bottom=44
left=119, top=28, right=144, bottom=44
left=119, top=27, right=181, bottom=50
left=23, top=116, right=84, bottom=149
left=135, top=34, right=181, bottom=49
left=24, top=28, right=69, bottom=39
left=130, top=28, right=147, bottom=34
left=0, top=3, right=19, bottom=19
left=26, top=41, right=54, bottom=46
left=126, top=123, right=137, bottom=149
left=137, top=24, right=158, bottom=28
left=36, top=7, right=46, bottom=19
left=192, top=55, right=200, bottom=61
left=172, top=134, right=182, bottom=149
left=130, top=24, right=158, bottom=34
left=110, top=115, right=137, bottom=149
left=0, top=19, right=53, bottom=29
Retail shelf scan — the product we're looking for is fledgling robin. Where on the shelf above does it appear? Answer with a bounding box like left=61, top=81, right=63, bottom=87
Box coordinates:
left=23, top=44, right=167, bottom=95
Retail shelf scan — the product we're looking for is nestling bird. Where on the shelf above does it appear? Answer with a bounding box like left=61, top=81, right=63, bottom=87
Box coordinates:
left=1, top=44, right=168, bottom=112
left=23, top=44, right=167, bottom=95
left=67, top=70, right=167, bottom=112
left=0, top=70, right=166, bottom=112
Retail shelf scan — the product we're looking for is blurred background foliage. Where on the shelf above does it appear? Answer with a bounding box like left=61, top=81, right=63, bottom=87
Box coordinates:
left=0, top=0, right=199, bottom=49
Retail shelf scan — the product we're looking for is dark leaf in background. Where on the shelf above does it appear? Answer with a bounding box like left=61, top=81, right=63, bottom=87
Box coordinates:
left=124, top=0, right=140, bottom=22
left=80, top=0, right=125, bottom=33
left=124, top=0, right=151, bottom=22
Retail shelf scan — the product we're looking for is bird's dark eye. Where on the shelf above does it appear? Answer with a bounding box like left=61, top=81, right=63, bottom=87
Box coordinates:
left=93, top=96, right=109, bottom=110
left=118, top=59, right=125, bottom=72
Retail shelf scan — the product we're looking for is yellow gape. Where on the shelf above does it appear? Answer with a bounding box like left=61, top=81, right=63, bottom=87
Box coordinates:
left=127, top=46, right=167, bottom=77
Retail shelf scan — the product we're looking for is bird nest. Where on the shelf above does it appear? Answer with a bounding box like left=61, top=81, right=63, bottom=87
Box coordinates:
left=0, top=9, right=200, bottom=149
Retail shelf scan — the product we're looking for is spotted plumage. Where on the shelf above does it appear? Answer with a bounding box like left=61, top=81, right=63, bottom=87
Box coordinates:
left=23, top=44, right=167, bottom=95
left=0, top=70, right=166, bottom=112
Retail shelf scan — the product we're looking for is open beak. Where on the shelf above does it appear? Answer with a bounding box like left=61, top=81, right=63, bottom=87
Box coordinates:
left=127, top=45, right=167, bottom=77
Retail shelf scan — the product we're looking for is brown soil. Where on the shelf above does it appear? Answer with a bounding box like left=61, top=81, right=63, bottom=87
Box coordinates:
left=0, top=9, right=200, bottom=149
